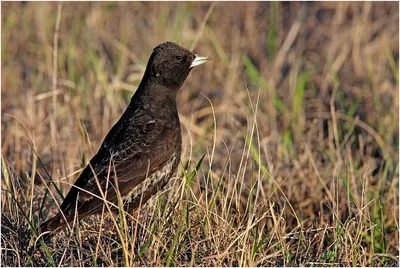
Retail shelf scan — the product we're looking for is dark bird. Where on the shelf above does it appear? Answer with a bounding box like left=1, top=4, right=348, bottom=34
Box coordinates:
left=40, top=41, right=211, bottom=233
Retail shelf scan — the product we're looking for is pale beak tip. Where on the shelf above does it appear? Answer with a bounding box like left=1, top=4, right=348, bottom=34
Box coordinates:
left=190, top=54, right=212, bottom=68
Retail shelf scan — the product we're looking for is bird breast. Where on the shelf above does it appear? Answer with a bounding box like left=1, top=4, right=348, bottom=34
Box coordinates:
left=122, top=151, right=179, bottom=210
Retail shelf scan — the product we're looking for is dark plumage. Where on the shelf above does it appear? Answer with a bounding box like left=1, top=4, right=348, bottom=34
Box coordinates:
left=40, top=41, right=211, bottom=233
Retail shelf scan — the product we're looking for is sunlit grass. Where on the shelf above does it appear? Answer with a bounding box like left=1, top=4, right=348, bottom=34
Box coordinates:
left=1, top=1, right=398, bottom=266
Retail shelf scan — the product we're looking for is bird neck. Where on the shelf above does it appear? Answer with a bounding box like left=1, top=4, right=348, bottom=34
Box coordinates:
left=135, top=75, right=179, bottom=104
left=128, top=78, right=179, bottom=122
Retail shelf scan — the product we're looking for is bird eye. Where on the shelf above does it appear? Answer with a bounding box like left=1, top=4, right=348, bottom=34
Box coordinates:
left=175, top=55, right=183, bottom=61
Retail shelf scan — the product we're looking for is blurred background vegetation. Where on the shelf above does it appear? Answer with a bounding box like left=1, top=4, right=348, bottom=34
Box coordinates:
left=1, top=1, right=399, bottom=266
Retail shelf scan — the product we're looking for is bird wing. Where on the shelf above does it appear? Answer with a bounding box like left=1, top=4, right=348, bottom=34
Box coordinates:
left=58, top=108, right=180, bottom=220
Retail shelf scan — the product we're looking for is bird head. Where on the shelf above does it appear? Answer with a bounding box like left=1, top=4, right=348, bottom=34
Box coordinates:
left=145, top=41, right=211, bottom=90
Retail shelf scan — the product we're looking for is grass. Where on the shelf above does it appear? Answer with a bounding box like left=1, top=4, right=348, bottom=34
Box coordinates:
left=1, top=1, right=399, bottom=266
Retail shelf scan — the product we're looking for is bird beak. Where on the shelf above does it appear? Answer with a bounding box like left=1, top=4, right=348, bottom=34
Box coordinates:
left=190, top=54, right=212, bottom=68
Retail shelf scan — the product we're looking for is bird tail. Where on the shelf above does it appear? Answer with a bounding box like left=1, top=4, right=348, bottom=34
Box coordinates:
left=40, top=212, right=66, bottom=234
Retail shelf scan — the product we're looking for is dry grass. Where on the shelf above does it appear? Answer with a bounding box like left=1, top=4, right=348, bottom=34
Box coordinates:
left=1, top=2, right=399, bottom=266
